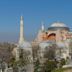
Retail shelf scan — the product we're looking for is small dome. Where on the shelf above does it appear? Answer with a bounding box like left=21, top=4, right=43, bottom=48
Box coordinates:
left=51, top=22, right=67, bottom=27
left=18, top=41, right=32, bottom=49
left=39, top=42, right=50, bottom=49
left=56, top=41, right=66, bottom=48
left=39, top=40, right=54, bottom=48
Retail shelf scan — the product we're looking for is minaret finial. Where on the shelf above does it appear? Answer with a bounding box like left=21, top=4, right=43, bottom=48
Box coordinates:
left=21, top=15, right=23, bottom=20
left=19, top=16, right=24, bottom=44
left=41, top=21, right=45, bottom=31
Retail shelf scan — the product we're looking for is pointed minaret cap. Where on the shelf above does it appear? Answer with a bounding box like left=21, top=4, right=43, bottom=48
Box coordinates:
left=41, top=21, right=45, bottom=31
left=21, top=16, right=23, bottom=20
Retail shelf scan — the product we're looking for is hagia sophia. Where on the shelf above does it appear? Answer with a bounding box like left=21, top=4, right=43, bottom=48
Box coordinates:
left=35, top=21, right=72, bottom=43
left=13, top=16, right=72, bottom=72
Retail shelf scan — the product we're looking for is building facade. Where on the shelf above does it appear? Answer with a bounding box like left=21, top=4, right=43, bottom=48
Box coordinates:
left=34, top=22, right=72, bottom=61
left=36, top=22, right=72, bottom=42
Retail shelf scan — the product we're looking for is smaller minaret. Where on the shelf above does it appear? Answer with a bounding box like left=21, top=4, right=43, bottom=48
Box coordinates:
left=19, top=16, right=24, bottom=44
left=41, top=21, right=45, bottom=31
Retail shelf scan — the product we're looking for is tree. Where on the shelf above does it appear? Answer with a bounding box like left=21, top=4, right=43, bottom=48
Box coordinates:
left=42, top=44, right=58, bottom=72
left=32, top=44, right=42, bottom=72
left=18, top=49, right=30, bottom=67
left=44, top=44, right=56, bottom=60
left=32, top=44, right=40, bottom=59
left=0, top=42, right=16, bottom=63
left=59, top=58, right=66, bottom=68
left=34, top=59, right=41, bottom=72
left=69, top=38, right=72, bottom=59
left=43, top=60, right=57, bottom=72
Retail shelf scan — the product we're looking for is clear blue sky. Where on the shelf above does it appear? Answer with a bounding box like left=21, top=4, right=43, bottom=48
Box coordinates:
left=0, top=0, right=72, bottom=42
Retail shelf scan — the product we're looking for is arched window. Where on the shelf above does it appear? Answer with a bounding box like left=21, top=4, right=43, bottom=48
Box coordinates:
left=47, top=33, right=56, bottom=41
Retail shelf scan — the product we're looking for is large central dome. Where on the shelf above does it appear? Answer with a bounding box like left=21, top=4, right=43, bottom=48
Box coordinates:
left=48, top=22, right=69, bottom=31
left=51, top=22, right=67, bottom=27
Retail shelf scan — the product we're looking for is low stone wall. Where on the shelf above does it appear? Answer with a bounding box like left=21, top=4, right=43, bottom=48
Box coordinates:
left=53, top=67, right=72, bottom=72
left=63, top=67, right=72, bottom=72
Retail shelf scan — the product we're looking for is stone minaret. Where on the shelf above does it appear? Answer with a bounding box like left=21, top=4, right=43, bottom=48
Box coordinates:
left=19, top=16, right=24, bottom=44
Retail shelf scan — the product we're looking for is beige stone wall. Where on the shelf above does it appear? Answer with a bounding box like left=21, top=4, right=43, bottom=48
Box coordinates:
left=36, top=28, right=70, bottom=42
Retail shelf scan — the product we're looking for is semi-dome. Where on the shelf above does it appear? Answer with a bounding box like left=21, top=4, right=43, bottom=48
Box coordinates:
left=51, top=22, right=67, bottom=27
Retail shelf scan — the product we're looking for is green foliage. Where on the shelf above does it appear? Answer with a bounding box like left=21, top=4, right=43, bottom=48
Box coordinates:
left=69, top=39, right=72, bottom=59
left=43, top=60, right=57, bottom=72
left=32, top=45, right=40, bottom=59
left=33, top=44, right=58, bottom=72
left=44, top=45, right=56, bottom=60
left=34, top=59, right=41, bottom=72
left=59, top=58, right=66, bottom=68
left=8, top=57, right=16, bottom=67
left=52, top=68, right=63, bottom=72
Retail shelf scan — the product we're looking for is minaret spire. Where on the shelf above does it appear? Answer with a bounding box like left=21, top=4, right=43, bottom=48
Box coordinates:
left=41, top=21, right=45, bottom=31
left=19, top=16, right=24, bottom=44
